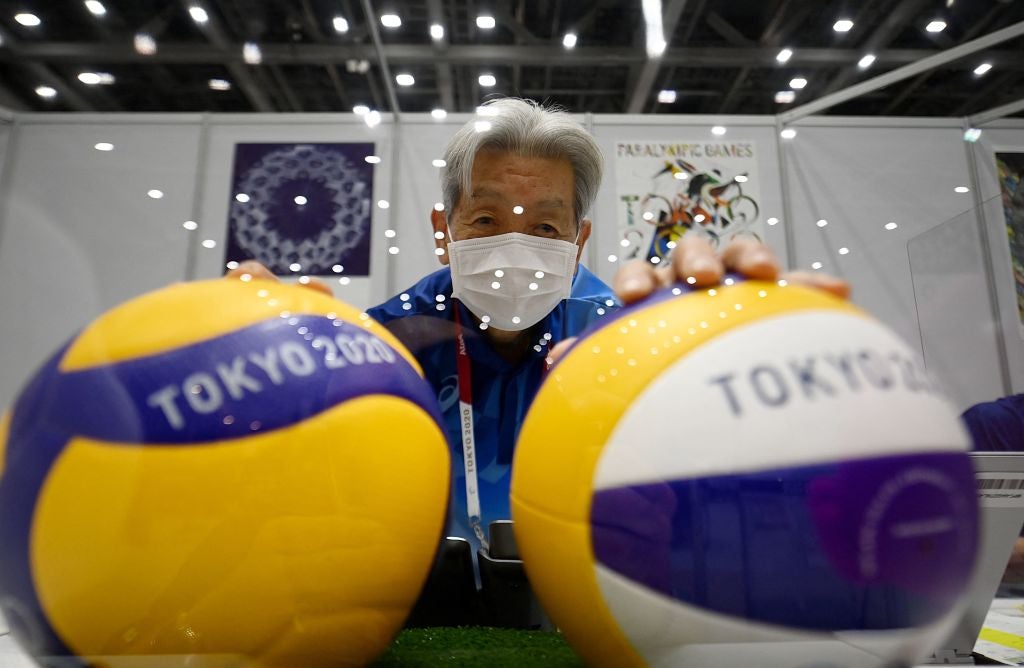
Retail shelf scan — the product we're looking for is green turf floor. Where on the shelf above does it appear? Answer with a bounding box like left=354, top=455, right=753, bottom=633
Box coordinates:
left=373, top=627, right=584, bottom=667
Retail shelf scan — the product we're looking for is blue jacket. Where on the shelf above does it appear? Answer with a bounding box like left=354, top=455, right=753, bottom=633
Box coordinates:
left=963, top=394, right=1024, bottom=451
left=367, top=264, right=618, bottom=552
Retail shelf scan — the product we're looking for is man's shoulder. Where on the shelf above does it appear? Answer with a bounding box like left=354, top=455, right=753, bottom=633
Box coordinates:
left=367, top=267, right=453, bottom=323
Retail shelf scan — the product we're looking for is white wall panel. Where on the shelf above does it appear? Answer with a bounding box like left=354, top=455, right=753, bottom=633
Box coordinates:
left=0, top=116, right=202, bottom=410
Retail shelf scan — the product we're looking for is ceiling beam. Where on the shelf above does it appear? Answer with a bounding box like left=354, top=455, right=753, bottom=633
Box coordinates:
left=7, top=42, right=1024, bottom=71
left=780, top=20, right=1024, bottom=123
left=969, top=96, right=1024, bottom=126
left=180, top=0, right=273, bottom=111
left=425, top=0, right=456, bottom=110
left=816, top=0, right=932, bottom=98
left=626, top=0, right=690, bottom=113
left=359, top=0, right=400, bottom=116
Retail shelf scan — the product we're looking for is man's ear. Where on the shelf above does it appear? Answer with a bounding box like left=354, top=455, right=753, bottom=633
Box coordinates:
left=430, top=208, right=449, bottom=266
left=574, top=218, right=592, bottom=270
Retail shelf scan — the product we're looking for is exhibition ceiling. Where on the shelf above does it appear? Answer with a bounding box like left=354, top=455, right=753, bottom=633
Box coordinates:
left=0, top=0, right=1021, bottom=118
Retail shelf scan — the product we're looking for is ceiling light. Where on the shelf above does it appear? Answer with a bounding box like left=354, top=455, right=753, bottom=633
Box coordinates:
left=776, top=48, right=793, bottom=63
left=816, top=219, right=828, bottom=227
left=98, top=72, right=115, bottom=84
left=395, top=73, right=415, bottom=86
left=188, top=5, right=209, bottom=24
left=476, top=15, right=495, bottom=29
left=242, top=41, right=261, bottom=64
left=974, top=62, right=992, bottom=76
left=954, top=186, right=970, bottom=193
left=857, top=54, right=875, bottom=69
left=333, top=16, right=349, bottom=33
left=432, top=159, right=446, bottom=167
left=838, top=247, right=850, bottom=255
left=35, top=85, right=57, bottom=99
left=364, top=110, right=381, bottom=128
left=711, top=126, right=726, bottom=136
left=94, top=142, right=114, bottom=151
left=134, top=32, right=157, bottom=55
left=430, top=23, right=444, bottom=40
left=209, top=78, right=231, bottom=90
left=431, top=108, right=447, bottom=120
left=789, top=77, right=807, bottom=89
left=147, top=189, right=164, bottom=199
left=925, top=20, right=946, bottom=33
left=657, top=89, right=677, bottom=104
left=885, top=222, right=898, bottom=231
left=775, top=90, right=796, bottom=103
left=352, top=104, right=369, bottom=115
left=780, top=128, right=797, bottom=139
left=380, top=14, right=401, bottom=28
left=84, top=1, right=106, bottom=17
left=642, top=0, right=667, bottom=57
left=963, top=127, right=982, bottom=142
left=832, top=19, right=853, bottom=32
left=563, top=32, right=577, bottom=49
left=14, top=13, right=40, bottom=27
left=478, top=74, right=496, bottom=87
left=78, top=72, right=102, bottom=85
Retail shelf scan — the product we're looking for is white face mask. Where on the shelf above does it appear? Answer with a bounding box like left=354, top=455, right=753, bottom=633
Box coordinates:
left=447, top=232, right=579, bottom=331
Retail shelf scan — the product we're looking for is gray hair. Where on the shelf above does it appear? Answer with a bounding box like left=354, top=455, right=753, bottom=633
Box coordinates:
left=441, top=98, right=603, bottom=227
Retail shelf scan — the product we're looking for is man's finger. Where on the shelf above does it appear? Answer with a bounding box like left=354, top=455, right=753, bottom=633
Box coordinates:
left=671, top=235, right=723, bottom=287
left=546, top=337, right=577, bottom=367
left=226, top=260, right=277, bottom=282
left=781, top=270, right=851, bottom=300
left=613, top=260, right=659, bottom=305
left=719, top=236, right=779, bottom=281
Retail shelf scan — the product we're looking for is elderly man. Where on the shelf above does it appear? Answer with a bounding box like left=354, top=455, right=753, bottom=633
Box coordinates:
left=231, top=97, right=846, bottom=623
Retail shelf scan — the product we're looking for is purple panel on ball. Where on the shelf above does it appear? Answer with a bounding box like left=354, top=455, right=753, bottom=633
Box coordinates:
left=590, top=451, right=977, bottom=631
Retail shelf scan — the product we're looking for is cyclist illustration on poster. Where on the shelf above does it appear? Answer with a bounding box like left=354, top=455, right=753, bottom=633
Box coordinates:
left=615, top=140, right=762, bottom=264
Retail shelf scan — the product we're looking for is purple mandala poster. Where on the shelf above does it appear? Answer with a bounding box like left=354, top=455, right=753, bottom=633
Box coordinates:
left=225, top=143, right=375, bottom=276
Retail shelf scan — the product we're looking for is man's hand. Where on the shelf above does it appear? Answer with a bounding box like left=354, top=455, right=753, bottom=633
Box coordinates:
left=547, top=236, right=851, bottom=367
left=225, top=260, right=334, bottom=297
left=614, top=235, right=850, bottom=305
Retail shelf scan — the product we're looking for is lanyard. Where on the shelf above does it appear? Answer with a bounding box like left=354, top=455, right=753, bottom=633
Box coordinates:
left=452, top=303, right=488, bottom=550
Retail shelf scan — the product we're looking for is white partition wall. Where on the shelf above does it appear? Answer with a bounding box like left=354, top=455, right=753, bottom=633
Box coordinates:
left=0, top=116, right=204, bottom=410
left=0, top=111, right=1021, bottom=413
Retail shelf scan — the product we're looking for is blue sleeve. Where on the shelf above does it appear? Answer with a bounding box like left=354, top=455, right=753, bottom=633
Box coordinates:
left=962, top=398, right=1024, bottom=451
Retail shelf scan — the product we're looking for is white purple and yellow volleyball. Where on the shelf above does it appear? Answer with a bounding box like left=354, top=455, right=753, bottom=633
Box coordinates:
left=511, top=278, right=977, bottom=668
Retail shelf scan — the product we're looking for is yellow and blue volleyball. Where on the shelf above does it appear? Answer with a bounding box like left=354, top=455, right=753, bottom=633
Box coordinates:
left=511, top=278, right=978, bottom=667
left=0, top=278, right=449, bottom=667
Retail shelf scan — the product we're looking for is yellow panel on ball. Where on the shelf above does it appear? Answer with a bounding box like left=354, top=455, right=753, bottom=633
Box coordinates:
left=512, top=280, right=977, bottom=667
left=33, top=395, right=448, bottom=666
left=60, top=279, right=423, bottom=375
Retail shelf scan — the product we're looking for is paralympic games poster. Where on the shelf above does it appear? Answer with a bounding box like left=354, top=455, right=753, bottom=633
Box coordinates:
left=224, top=143, right=375, bottom=276
left=614, top=140, right=762, bottom=264
left=996, top=152, right=1024, bottom=335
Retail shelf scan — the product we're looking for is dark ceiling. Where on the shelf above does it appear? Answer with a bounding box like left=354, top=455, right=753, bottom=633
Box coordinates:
left=0, top=0, right=1022, bottom=118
